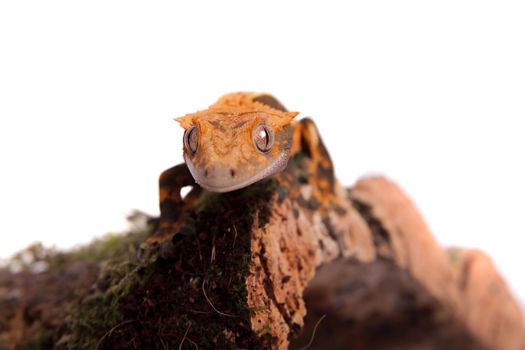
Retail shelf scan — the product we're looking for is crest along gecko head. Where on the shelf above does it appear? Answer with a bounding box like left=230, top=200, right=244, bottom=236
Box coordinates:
left=176, top=93, right=299, bottom=193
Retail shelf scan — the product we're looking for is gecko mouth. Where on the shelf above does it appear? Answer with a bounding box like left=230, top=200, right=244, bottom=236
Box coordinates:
left=184, top=151, right=290, bottom=193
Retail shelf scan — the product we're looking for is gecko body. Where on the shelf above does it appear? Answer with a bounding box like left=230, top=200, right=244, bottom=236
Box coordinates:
left=147, top=92, right=336, bottom=245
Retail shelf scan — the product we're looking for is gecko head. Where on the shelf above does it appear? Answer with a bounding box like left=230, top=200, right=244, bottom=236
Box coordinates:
left=176, top=93, right=298, bottom=193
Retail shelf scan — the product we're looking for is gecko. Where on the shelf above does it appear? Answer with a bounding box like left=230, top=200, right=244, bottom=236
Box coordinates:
left=146, top=92, right=336, bottom=245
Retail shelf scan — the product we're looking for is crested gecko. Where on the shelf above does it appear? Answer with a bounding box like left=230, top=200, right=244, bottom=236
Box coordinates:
left=147, top=92, right=335, bottom=245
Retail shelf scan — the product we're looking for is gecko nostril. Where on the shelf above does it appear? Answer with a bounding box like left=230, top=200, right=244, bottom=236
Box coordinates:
left=204, top=169, right=208, bottom=178
left=230, top=168, right=236, bottom=178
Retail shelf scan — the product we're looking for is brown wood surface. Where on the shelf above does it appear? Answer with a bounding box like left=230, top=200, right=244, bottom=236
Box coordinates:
left=0, top=175, right=523, bottom=349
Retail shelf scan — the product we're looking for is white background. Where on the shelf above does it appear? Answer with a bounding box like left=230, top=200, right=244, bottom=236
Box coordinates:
left=1, top=1, right=524, bottom=306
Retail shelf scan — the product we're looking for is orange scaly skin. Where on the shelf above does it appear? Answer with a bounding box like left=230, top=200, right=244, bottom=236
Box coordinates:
left=146, top=92, right=336, bottom=245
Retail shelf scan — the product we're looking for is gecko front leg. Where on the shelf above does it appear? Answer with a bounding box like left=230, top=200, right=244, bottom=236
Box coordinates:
left=146, top=163, right=202, bottom=245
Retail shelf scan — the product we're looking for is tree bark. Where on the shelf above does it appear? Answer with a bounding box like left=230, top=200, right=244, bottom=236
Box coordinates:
left=0, top=171, right=524, bottom=349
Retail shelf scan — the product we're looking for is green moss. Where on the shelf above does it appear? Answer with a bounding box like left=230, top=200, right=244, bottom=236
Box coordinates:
left=67, top=231, right=147, bottom=264
left=85, top=178, right=277, bottom=349
left=2, top=175, right=280, bottom=349
left=0, top=316, right=7, bottom=332
left=446, top=247, right=463, bottom=266
left=21, top=328, right=54, bottom=350
left=51, top=224, right=152, bottom=349
left=259, top=321, right=273, bottom=336
left=56, top=261, right=150, bottom=349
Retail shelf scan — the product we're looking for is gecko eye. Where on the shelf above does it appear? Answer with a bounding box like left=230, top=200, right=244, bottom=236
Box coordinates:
left=184, top=126, right=199, bottom=153
left=253, top=124, right=274, bottom=153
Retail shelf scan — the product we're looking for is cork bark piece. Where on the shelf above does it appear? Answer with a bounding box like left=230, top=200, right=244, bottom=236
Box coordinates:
left=0, top=175, right=523, bottom=349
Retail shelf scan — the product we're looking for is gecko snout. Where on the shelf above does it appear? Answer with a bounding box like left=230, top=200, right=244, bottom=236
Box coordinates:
left=188, top=162, right=251, bottom=192
left=185, top=150, right=283, bottom=193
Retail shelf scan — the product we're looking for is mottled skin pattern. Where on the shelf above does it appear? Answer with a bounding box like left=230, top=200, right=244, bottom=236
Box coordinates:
left=146, top=92, right=336, bottom=244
